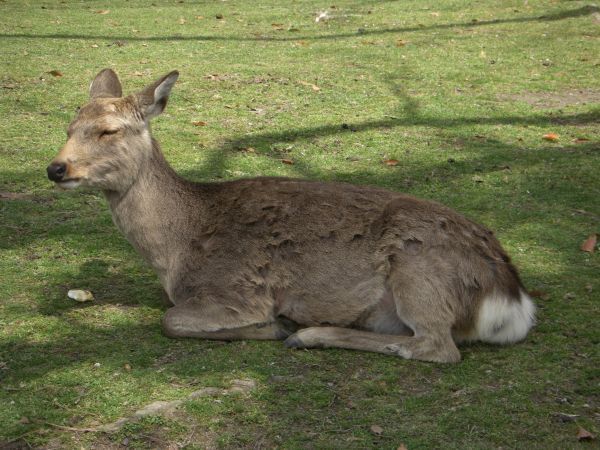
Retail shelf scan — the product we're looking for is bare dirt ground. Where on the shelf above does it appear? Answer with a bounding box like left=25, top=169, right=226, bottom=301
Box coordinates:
left=499, top=89, right=600, bottom=109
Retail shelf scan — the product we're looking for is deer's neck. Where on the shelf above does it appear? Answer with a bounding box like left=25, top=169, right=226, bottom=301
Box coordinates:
left=104, top=140, right=201, bottom=286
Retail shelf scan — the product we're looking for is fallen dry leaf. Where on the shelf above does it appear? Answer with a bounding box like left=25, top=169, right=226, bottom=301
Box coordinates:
left=192, top=121, right=207, bottom=127
left=299, top=80, right=320, bottom=91
left=95, top=9, right=110, bottom=15
left=281, top=159, right=294, bottom=165
left=580, top=234, right=597, bottom=253
left=18, top=417, right=31, bottom=424
left=195, top=15, right=204, bottom=20
left=577, top=427, right=595, bottom=441
left=178, top=17, right=187, bottom=25
left=48, top=70, right=63, bottom=77
left=124, top=363, right=131, bottom=371
left=370, top=424, right=383, bottom=435
left=272, top=23, right=284, bottom=30
left=396, top=39, right=408, bottom=47
left=542, top=133, right=559, bottom=142
left=573, top=137, right=590, bottom=143
left=384, top=159, right=399, bottom=166
left=90, top=44, right=99, bottom=48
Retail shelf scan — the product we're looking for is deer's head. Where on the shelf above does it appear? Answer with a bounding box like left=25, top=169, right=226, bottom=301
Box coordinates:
left=46, top=69, right=179, bottom=192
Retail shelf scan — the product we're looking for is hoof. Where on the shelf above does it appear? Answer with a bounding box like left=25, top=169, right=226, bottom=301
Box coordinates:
left=284, top=333, right=304, bottom=348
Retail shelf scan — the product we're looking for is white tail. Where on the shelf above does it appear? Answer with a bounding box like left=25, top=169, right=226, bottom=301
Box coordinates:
left=475, top=290, right=536, bottom=344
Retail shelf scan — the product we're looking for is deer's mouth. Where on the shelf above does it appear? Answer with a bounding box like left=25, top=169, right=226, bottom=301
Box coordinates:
left=56, top=178, right=82, bottom=189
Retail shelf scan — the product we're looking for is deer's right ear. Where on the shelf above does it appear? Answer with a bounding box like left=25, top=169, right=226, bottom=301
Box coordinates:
left=89, top=69, right=123, bottom=99
left=137, top=71, right=179, bottom=120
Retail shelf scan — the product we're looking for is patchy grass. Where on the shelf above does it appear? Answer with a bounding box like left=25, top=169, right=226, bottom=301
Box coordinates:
left=1, top=0, right=599, bottom=448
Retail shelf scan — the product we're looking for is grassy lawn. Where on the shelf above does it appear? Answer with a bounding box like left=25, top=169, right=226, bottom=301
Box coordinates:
left=1, top=0, right=599, bottom=448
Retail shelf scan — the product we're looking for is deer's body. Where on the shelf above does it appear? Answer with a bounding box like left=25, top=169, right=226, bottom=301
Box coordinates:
left=47, top=69, right=535, bottom=363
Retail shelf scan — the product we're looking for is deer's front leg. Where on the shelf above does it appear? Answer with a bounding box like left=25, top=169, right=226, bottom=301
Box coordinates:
left=162, top=297, right=297, bottom=341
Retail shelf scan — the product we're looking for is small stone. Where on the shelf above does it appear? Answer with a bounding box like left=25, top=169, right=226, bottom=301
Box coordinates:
left=68, top=289, right=94, bottom=302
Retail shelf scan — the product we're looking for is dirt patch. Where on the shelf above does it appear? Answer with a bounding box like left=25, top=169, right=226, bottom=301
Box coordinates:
left=0, top=191, right=31, bottom=201
left=0, top=191, right=56, bottom=205
left=499, top=89, right=600, bottom=109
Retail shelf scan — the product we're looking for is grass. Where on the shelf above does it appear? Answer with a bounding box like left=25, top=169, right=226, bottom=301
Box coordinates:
left=1, top=0, right=599, bottom=448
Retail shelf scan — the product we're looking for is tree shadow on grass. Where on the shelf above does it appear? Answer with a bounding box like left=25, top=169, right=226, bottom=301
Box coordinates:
left=1, top=5, right=597, bottom=43
left=213, top=110, right=599, bottom=157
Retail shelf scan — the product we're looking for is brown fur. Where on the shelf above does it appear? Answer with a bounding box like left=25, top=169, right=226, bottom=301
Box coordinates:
left=47, top=70, right=534, bottom=363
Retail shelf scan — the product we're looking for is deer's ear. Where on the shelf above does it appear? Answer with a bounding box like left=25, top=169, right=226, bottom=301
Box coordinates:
left=90, top=69, right=122, bottom=99
left=137, top=71, right=179, bottom=120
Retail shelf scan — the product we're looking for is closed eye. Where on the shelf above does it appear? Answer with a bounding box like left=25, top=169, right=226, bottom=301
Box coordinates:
left=99, top=129, right=120, bottom=138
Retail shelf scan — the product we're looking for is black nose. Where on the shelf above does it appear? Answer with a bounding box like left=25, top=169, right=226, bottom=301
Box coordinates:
left=47, top=162, right=67, bottom=182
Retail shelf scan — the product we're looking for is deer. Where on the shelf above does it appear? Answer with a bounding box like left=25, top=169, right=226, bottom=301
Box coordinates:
left=46, top=69, right=535, bottom=363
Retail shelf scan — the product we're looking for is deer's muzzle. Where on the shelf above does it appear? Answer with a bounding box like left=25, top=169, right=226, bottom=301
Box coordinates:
left=47, top=162, right=67, bottom=182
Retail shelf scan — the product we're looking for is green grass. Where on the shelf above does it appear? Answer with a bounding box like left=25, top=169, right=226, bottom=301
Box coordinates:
left=1, top=0, right=599, bottom=448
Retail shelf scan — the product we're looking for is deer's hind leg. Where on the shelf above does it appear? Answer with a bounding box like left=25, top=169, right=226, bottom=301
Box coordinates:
left=284, top=269, right=462, bottom=363
left=284, top=326, right=460, bottom=363
left=162, top=297, right=298, bottom=341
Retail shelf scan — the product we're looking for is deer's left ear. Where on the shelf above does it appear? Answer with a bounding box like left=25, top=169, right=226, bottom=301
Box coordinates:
left=137, top=71, right=179, bottom=120
left=90, top=69, right=123, bottom=99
